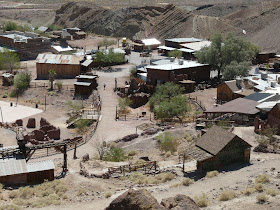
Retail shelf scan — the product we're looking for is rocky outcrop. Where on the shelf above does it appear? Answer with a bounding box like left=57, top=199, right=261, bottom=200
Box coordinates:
left=105, top=189, right=165, bottom=210
left=105, top=189, right=200, bottom=210
left=27, top=118, right=36, bottom=128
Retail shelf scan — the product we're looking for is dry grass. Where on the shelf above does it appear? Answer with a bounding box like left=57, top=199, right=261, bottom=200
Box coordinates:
left=256, top=194, right=268, bottom=203
left=0, top=204, right=22, bottom=210
left=184, top=133, right=193, bottom=142
left=194, top=193, right=209, bottom=207
left=129, top=172, right=175, bottom=185
left=255, top=174, right=269, bottom=184
left=206, top=170, right=219, bottom=178
left=182, top=178, right=194, bottom=186
left=243, top=187, right=256, bottom=196
left=128, top=150, right=137, bottom=156
left=165, top=151, right=171, bottom=158
left=105, top=192, right=112, bottom=198
left=219, top=191, right=236, bottom=201
left=255, top=183, right=265, bottom=192
left=77, top=188, right=87, bottom=196
left=266, top=188, right=279, bottom=197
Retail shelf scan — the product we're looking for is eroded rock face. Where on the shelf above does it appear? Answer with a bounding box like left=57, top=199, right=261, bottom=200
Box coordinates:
left=15, top=119, right=23, bottom=126
left=40, top=125, right=56, bottom=134
left=46, top=128, right=60, bottom=140
left=40, top=118, right=50, bottom=127
left=105, top=189, right=165, bottom=210
left=27, top=118, right=36, bottom=128
left=32, top=130, right=45, bottom=141
left=161, top=194, right=200, bottom=210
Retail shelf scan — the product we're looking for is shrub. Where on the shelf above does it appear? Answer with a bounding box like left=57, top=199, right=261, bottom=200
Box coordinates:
left=255, top=174, right=269, bottom=184
left=182, top=178, right=194, bottom=186
left=266, top=188, right=279, bottom=197
left=74, top=119, right=94, bottom=133
left=77, top=188, right=87, bottom=196
left=9, top=191, right=18, bottom=199
left=256, top=194, right=268, bottom=203
left=105, top=192, right=112, bottom=198
left=156, top=132, right=179, bottom=153
left=103, top=146, right=127, bottom=162
left=118, top=97, right=131, bottom=113
left=255, top=183, right=265, bottom=192
left=56, top=81, right=63, bottom=91
left=129, top=172, right=174, bottom=185
left=219, top=191, right=236, bottom=201
left=244, top=187, right=256, bottom=196
left=2, top=91, right=8, bottom=98
left=206, top=170, right=219, bottom=178
left=98, top=38, right=116, bottom=47
left=129, top=66, right=137, bottom=78
left=156, top=172, right=175, bottom=182
left=165, top=151, right=171, bottom=158
left=0, top=204, right=22, bottom=210
left=194, top=193, right=209, bottom=207
left=95, top=48, right=124, bottom=64
left=13, top=70, right=32, bottom=93
left=128, top=150, right=137, bottom=156
left=184, top=133, right=192, bottom=142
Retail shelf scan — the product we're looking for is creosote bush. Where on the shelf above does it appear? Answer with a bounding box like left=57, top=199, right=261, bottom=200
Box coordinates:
left=182, top=178, right=194, bottom=186
left=105, top=192, right=112, bottom=198
left=103, top=146, right=127, bottom=162
left=219, top=191, right=236, bottom=201
left=243, top=187, right=256, bottom=196
left=255, top=183, right=265, bottom=192
left=255, top=174, right=269, bottom=184
left=127, top=150, right=137, bottom=156
left=256, top=194, right=268, bottom=204
left=156, top=132, right=179, bottom=153
left=129, top=172, right=175, bottom=185
left=194, top=193, right=209, bottom=207
left=266, top=188, right=279, bottom=197
left=77, top=188, right=87, bottom=196
left=206, top=170, right=219, bottom=178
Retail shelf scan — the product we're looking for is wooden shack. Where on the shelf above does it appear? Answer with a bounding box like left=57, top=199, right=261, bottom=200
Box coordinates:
left=186, top=125, right=252, bottom=174
left=74, top=75, right=98, bottom=96
left=36, top=54, right=82, bottom=79
left=217, top=79, right=254, bottom=102
left=74, top=31, right=87, bottom=40
left=267, top=103, right=280, bottom=134
left=0, top=154, right=54, bottom=185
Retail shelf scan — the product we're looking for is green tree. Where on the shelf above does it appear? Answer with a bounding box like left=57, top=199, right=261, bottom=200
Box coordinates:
left=0, top=47, right=20, bottom=73
left=103, top=146, right=127, bottom=162
left=13, top=69, right=32, bottom=94
left=156, top=132, right=179, bottom=153
left=4, top=21, right=17, bottom=31
left=49, top=69, right=56, bottom=90
left=223, top=61, right=251, bottom=80
left=196, top=32, right=259, bottom=79
left=150, top=82, right=190, bottom=122
left=118, top=97, right=131, bottom=113
left=168, top=49, right=182, bottom=58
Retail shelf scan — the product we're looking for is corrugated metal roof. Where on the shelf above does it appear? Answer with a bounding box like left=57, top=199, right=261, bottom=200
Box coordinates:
left=0, top=154, right=27, bottom=176
left=74, top=81, right=91, bottom=86
left=36, top=54, right=81, bottom=65
left=244, top=93, right=273, bottom=102
left=27, top=160, right=55, bottom=173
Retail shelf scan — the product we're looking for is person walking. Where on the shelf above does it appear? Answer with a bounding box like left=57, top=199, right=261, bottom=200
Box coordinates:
left=103, top=82, right=106, bottom=90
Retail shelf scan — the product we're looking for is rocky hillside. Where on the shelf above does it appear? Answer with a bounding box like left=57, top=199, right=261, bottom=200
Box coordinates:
left=54, top=1, right=280, bottom=52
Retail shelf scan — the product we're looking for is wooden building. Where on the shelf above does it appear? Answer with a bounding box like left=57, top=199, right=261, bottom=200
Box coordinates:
left=0, top=154, right=54, bottom=185
left=267, top=103, right=280, bottom=134
left=217, top=79, right=254, bottom=102
left=146, top=60, right=210, bottom=86
left=186, top=125, right=252, bottom=174
left=36, top=54, right=82, bottom=79
left=133, top=38, right=161, bottom=52
left=74, top=75, right=98, bottom=96
left=73, top=31, right=87, bottom=40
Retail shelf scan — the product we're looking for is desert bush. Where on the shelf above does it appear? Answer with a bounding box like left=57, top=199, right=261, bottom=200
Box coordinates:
left=156, top=132, right=179, bottom=153
left=56, top=81, right=63, bottom=91
left=206, top=170, right=219, bottom=178
left=128, top=150, right=137, bottom=156
left=255, top=174, right=269, bottom=184
left=255, top=183, right=265, bottom=192
left=182, top=178, right=194, bottom=186
left=244, top=187, right=256, bottom=196
left=266, top=188, right=279, bottom=197
left=256, top=193, right=268, bottom=203
left=103, top=146, right=127, bottom=162
left=9, top=191, right=18, bottom=199
left=170, top=183, right=181, bottom=188
left=2, top=91, right=8, bottom=98
left=219, top=191, right=236, bottom=201
left=156, top=172, right=175, bottom=182
left=118, top=97, right=131, bottom=113
left=165, top=151, right=172, bottom=158
left=47, top=24, right=63, bottom=31
left=13, top=70, right=32, bottom=94
left=0, top=204, right=22, bottom=210
left=74, top=119, right=94, bottom=133
left=105, top=192, right=112, bottom=198
left=98, top=38, right=116, bottom=47
left=77, top=188, right=87, bottom=196
left=95, top=48, right=124, bottom=64
left=129, top=172, right=174, bottom=185
left=129, top=66, right=137, bottom=78
left=194, top=193, right=209, bottom=207
left=18, top=186, right=35, bottom=199
left=184, top=133, right=192, bottom=142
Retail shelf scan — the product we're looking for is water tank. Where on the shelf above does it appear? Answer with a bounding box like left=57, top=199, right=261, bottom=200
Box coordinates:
left=261, top=72, right=268, bottom=80
left=271, top=81, right=276, bottom=88
left=179, top=59, right=184, bottom=65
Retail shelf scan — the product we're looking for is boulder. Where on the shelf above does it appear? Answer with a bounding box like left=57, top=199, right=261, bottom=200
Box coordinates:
left=40, top=118, right=50, bottom=127
left=33, top=130, right=45, bottom=141
left=27, top=118, right=36, bottom=128
left=160, top=194, right=200, bottom=210
left=105, top=189, right=165, bottom=210
left=15, top=119, right=23, bottom=126
left=82, top=153, right=89, bottom=162
left=47, top=129, right=60, bottom=140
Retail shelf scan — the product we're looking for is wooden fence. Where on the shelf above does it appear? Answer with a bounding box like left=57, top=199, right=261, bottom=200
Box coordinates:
left=117, top=111, right=154, bottom=121
left=29, top=82, right=74, bottom=91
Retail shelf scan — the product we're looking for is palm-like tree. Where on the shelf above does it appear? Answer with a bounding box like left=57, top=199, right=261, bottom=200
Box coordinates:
left=49, top=69, right=56, bottom=90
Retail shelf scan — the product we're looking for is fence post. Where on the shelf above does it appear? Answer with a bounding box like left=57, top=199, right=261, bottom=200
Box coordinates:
left=125, top=113, right=126, bottom=121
